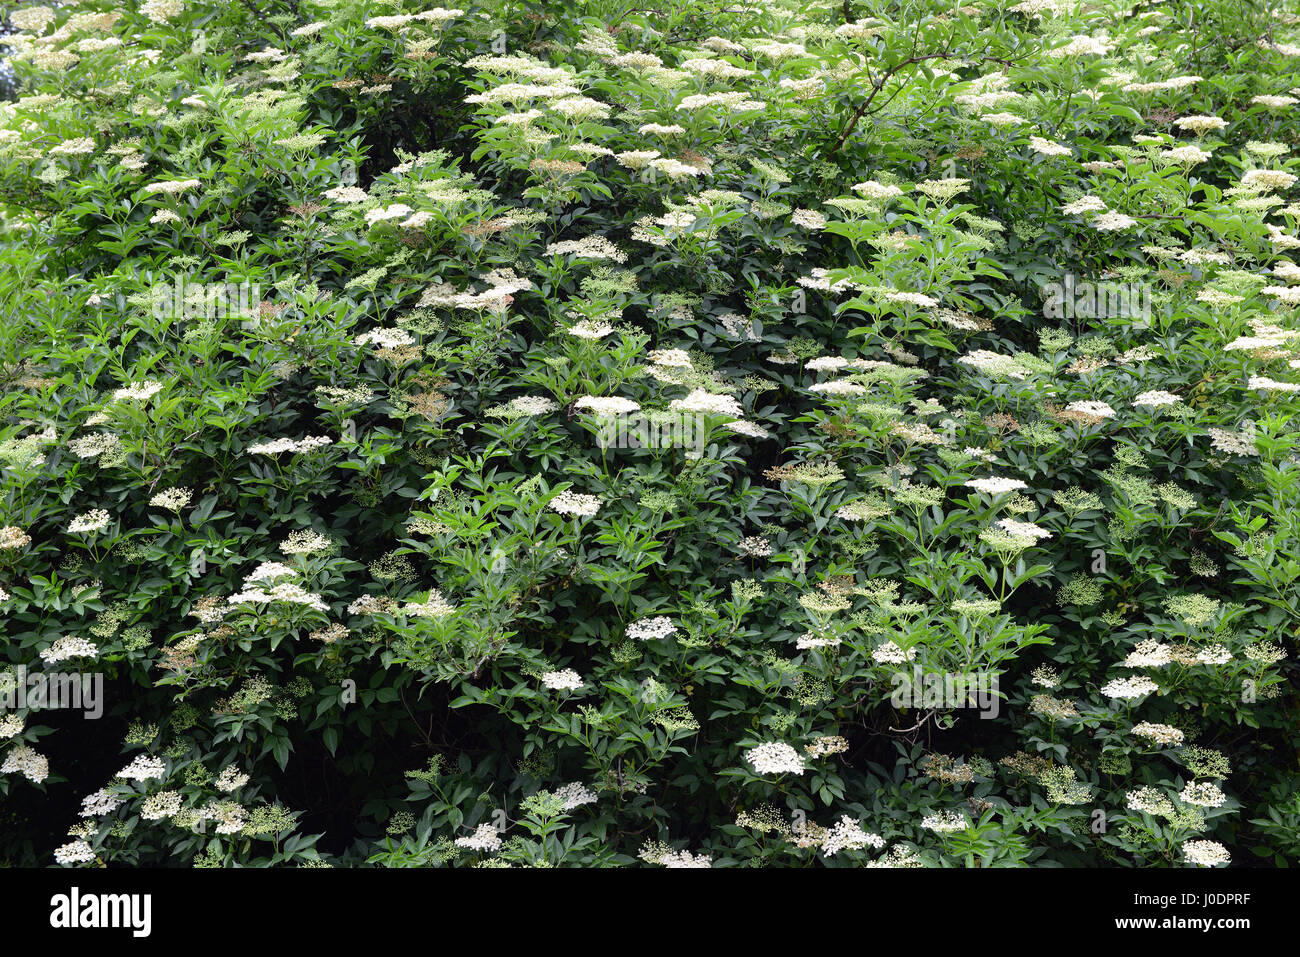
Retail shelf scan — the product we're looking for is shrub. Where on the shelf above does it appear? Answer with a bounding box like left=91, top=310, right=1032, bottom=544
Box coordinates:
left=0, top=0, right=1298, bottom=868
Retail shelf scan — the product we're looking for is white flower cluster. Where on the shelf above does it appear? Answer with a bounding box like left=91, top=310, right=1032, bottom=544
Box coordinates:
left=149, top=487, right=193, bottom=510
left=280, top=530, right=334, bottom=555
left=79, top=789, right=122, bottom=817
left=1130, top=722, right=1184, bottom=746
left=216, top=765, right=250, bottom=792
left=1046, top=34, right=1111, bottom=57
left=648, top=348, right=692, bottom=368
left=966, top=477, right=1028, bottom=495
left=1, top=744, right=49, bottom=783
left=639, top=841, right=713, bottom=867
left=545, top=236, right=627, bottom=262
left=920, top=810, right=969, bottom=832
left=548, top=491, right=602, bottom=517
left=140, top=791, right=183, bottom=821
left=627, top=616, right=677, bottom=641
left=1248, top=375, right=1300, bottom=393
left=821, top=816, right=885, bottom=857
left=1180, top=781, right=1227, bottom=808
left=354, top=327, right=415, bottom=348
left=872, top=640, right=917, bottom=663
left=796, top=633, right=841, bottom=650
left=39, top=635, right=99, bottom=664
left=1100, top=675, right=1159, bottom=699
left=1133, top=390, right=1181, bottom=407
left=364, top=203, right=413, bottom=226
left=140, top=178, right=200, bottom=196
left=574, top=395, right=640, bottom=417
left=111, top=380, right=164, bottom=402
left=247, top=435, right=334, bottom=455
left=324, top=185, right=368, bottom=203
left=659, top=850, right=712, bottom=867
left=997, top=518, right=1051, bottom=540
left=455, top=823, right=502, bottom=851
left=1182, top=840, right=1231, bottom=866
left=669, top=389, right=743, bottom=417
left=851, top=180, right=904, bottom=200
left=1065, top=400, right=1115, bottom=418
left=507, top=396, right=558, bottom=416
left=402, top=591, right=456, bottom=618
left=0, top=526, right=31, bottom=549
left=54, top=840, right=95, bottom=865
left=116, top=754, right=167, bottom=781
left=541, top=669, right=584, bottom=691
left=809, top=380, right=866, bottom=396
left=958, top=350, right=1028, bottom=379
left=554, top=782, right=598, bottom=809
left=744, top=742, right=805, bottom=775
left=1124, top=640, right=1172, bottom=668
left=228, top=581, right=330, bottom=614
left=202, top=801, right=249, bottom=834
left=1090, top=212, right=1137, bottom=231
left=566, top=320, right=613, bottom=339
left=1030, top=135, right=1072, bottom=157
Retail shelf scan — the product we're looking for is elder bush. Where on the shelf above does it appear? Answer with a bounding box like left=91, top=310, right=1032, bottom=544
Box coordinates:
left=0, top=0, right=1299, bottom=868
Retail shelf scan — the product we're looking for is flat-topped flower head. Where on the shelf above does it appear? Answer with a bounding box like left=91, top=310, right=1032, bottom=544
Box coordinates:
left=920, top=810, right=969, bottom=832
left=822, top=816, right=885, bottom=857
left=0, top=526, right=32, bottom=549
left=915, top=177, right=970, bottom=203
left=1175, top=114, right=1227, bottom=135
left=1030, top=135, right=1072, bottom=157
left=566, top=320, right=614, bottom=339
left=1090, top=212, right=1137, bottom=230
left=247, top=435, right=334, bottom=455
left=997, top=518, right=1051, bottom=539
left=574, top=395, right=640, bottom=417
left=1101, top=675, right=1159, bottom=700
left=506, top=395, right=558, bottom=416
left=54, top=840, right=95, bottom=865
left=1133, top=390, right=1181, bottom=407
left=541, top=669, right=584, bottom=691
left=871, top=640, right=916, bottom=663
left=1062, top=400, right=1116, bottom=422
left=1, top=744, right=49, bottom=783
left=116, top=754, right=166, bottom=781
left=454, top=822, right=501, bottom=852
left=140, top=178, right=201, bottom=196
left=112, top=380, right=163, bottom=402
left=39, top=635, right=99, bottom=664
left=548, top=490, right=602, bottom=517
left=850, top=180, right=904, bottom=201
left=149, top=487, right=192, bottom=511
left=627, top=616, right=677, bottom=641
left=1123, top=639, right=1172, bottom=668
left=1062, top=195, right=1107, bottom=215
left=669, top=389, right=743, bottom=418
left=1242, top=169, right=1298, bottom=191
left=1180, top=781, right=1226, bottom=808
left=744, top=742, right=805, bottom=775
left=69, top=509, right=111, bottom=534
left=1182, top=840, right=1231, bottom=866
left=1131, top=722, right=1184, bottom=746
left=966, top=476, right=1027, bottom=495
